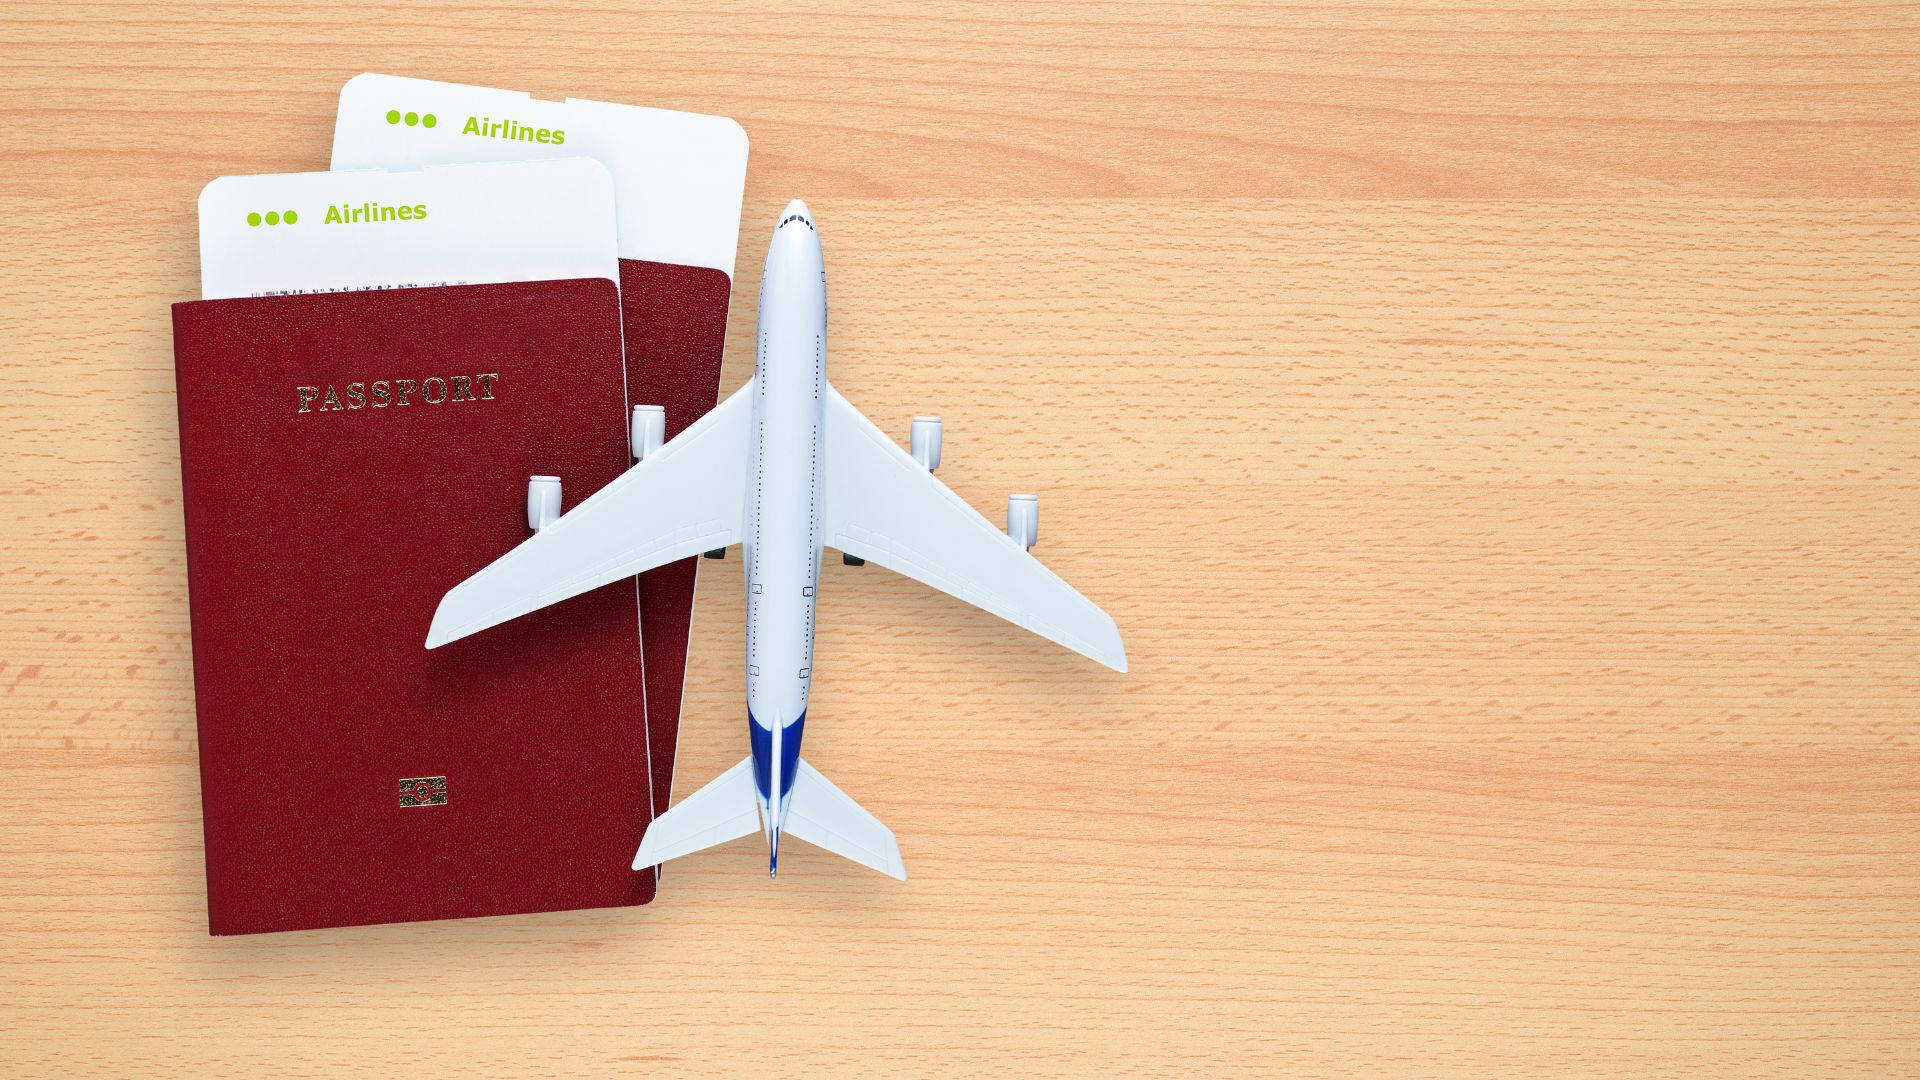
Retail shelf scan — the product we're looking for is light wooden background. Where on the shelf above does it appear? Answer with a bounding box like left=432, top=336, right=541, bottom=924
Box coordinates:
left=2, top=2, right=1917, bottom=1076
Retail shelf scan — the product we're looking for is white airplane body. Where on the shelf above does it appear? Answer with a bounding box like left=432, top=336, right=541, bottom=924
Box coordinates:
left=426, top=200, right=1125, bottom=879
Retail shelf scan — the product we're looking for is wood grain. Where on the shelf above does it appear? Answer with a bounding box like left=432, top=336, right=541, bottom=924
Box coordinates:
left=2, top=2, right=1917, bottom=1076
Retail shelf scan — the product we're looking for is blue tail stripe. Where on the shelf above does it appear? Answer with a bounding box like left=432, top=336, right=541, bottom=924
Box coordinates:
left=748, top=710, right=807, bottom=798
left=749, top=714, right=773, bottom=797
left=779, top=712, right=804, bottom=796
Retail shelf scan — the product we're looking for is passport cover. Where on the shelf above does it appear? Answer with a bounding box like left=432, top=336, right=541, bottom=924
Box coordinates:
left=619, top=258, right=733, bottom=818
left=172, top=278, right=655, bottom=934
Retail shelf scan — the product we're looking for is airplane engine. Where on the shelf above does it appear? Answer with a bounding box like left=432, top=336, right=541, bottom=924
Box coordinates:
left=910, top=416, right=942, bottom=471
left=1007, top=494, right=1038, bottom=550
left=631, top=404, right=666, bottom=461
left=527, top=475, right=562, bottom=532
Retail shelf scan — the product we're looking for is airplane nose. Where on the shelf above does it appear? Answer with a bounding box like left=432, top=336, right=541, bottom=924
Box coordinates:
left=778, top=199, right=814, bottom=231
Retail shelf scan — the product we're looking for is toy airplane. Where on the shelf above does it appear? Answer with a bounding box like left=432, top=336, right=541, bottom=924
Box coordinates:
left=426, top=200, right=1125, bottom=880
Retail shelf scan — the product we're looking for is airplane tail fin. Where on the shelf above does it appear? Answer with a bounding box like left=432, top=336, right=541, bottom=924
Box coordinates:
left=784, top=759, right=907, bottom=880
left=631, top=756, right=906, bottom=880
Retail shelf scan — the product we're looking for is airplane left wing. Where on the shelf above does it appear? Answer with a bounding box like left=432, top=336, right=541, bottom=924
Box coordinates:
left=426, top=379, right=755, bottom=648
left=820, top=386, right=1126, bottom=671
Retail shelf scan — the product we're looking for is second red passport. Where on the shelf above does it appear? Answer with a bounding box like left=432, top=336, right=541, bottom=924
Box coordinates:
left=617, top=258, right=733, bottom=820
left=173, top=279, right=653, bottom=934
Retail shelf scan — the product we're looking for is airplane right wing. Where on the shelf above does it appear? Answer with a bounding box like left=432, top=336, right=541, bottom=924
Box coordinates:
left=426, top=379, right=755, bottom=648
left=820, top=386, right=1126, bottom=671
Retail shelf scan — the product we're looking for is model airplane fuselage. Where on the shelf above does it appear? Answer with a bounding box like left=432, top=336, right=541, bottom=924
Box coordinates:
left=428, top=201, right=1125, bottom=880
left=740, top=205, right=830, bottom=871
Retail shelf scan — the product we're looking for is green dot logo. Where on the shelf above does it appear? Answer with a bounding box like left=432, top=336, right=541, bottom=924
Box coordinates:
left=385, top=107, right=436, bottom=131
left=264, top=211, right=279, bottom=225
left=283, top=210, right=298, bottom=225
left=247, top=212, right=262, bottom=227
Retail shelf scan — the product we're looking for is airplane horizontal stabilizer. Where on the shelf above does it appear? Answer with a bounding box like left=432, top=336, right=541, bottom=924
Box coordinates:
left=783, top=759, right=906, bottom=879
left=630, top=757, right=760, bottom=870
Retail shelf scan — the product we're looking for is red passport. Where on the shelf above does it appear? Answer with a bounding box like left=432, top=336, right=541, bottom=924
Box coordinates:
left=172, top=278, right=654, bottom=934
left=617, top=258, right=733, bottom=818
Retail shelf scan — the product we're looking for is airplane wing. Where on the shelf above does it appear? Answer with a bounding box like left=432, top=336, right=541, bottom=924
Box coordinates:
left=426, top=379, right=755, bottom=648
left=820, top=386, right=1126, bottom=671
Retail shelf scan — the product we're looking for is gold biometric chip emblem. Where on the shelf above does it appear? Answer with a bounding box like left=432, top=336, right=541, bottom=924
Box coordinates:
left=398, top=776, right=448, bottom=807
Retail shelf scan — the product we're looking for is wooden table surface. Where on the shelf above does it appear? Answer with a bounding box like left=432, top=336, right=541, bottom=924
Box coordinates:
left=3, top=3, right=1916, bottom=1075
